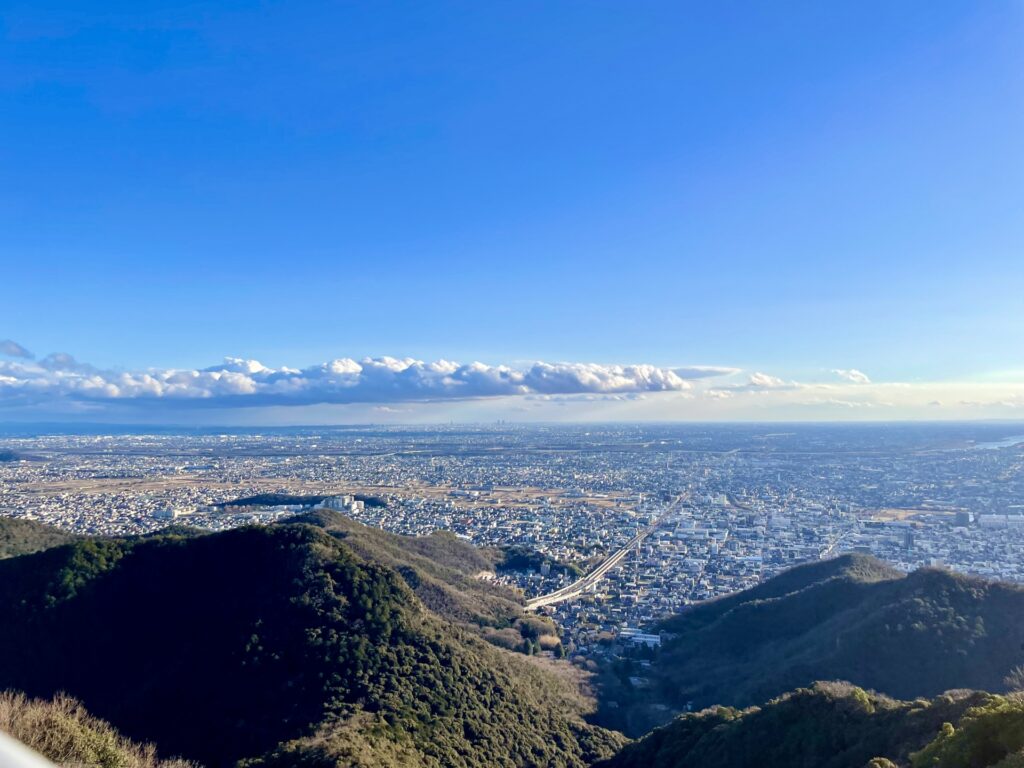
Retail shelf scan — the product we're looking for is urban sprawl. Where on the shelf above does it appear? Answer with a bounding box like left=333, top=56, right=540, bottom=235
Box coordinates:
left=2, top=424, right=1024, bottom=660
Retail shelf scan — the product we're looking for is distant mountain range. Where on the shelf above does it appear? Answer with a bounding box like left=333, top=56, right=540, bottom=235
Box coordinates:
left=3, top=517, right=1024, bottom=768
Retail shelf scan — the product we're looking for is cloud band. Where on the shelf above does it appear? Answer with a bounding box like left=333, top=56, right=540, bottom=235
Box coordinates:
left=0, top=350, right=714, bottom=409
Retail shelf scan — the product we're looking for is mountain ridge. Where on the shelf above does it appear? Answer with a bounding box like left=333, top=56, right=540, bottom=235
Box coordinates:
left=597, top=682, right=1024, bottom=768
left=0, top=516, right=623, bottom=767
left=646, top=554, right=1024, bottom=716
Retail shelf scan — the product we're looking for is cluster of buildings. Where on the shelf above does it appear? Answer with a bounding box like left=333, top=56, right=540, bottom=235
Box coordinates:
left=318, top=494, right=366, bottom=514
left=2, top=424, right=1024, bottom=657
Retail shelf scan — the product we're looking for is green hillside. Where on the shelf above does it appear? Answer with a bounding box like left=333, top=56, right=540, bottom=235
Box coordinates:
left=295, top=509, right=523, bottom=628
left=597, top=682, right=1024, bottom=768
left=0, top=516, right=78, bottom=559
left=7, top=525, right=1024, bottom=768
left=648, top=554, right=1024, bottom=713
left=296, top=510, right=564, bottom=655
left=0, top=518, right=622, bottom=767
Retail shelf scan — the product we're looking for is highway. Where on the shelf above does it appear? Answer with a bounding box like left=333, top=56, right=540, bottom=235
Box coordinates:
left=526, top=495, right=684, bottom=610
left=820, top=529, right=853, bottom=558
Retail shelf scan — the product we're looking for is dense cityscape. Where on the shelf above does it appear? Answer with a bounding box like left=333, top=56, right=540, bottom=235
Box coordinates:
left=2, top=423, right=1024, bottom=659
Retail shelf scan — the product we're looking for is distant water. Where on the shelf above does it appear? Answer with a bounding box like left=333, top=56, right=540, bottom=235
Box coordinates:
left=971, top=435, right=1024, bottom=450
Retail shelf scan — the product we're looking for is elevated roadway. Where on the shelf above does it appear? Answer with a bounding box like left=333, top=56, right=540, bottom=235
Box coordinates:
left=526, top=494, right=684, bottom=610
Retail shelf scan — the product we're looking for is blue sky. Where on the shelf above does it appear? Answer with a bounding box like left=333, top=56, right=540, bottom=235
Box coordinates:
left=2, top=1, right=1023, bottom=422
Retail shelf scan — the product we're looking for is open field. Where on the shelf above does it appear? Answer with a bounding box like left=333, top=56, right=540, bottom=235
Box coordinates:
left=870, top=507, right=957, bottom=522
left=9, top=475, right=628, bottom=513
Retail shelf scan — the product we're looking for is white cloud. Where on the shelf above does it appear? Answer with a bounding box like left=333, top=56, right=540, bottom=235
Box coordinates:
left=0, top=340, right=34, bottom=359
left=705, top=389, right=734, bottom=400
left=525, top=392, right=650, bottom=403
left=7, top=349, right=1023, bottom=421
left=0, top=353, right=696, bottom=409
left=209, top=357, right=273, bottom=375
left=832, top=368, right=871, bottom=384
left=747, top=372, right=787, bottom=388
left=673, top=366, right=742, bottom=379
left=959, top=397, right=1024, bottom=409
left=795, top=398, right=880, bottom=409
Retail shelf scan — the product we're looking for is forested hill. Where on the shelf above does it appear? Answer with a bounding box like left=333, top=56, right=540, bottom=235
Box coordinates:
left=0, top=517, right=78, bottom=559
left=650, top=553, right=1024, bottom=712
left=9, top=521, right=1024, bottom=768
left=293, top=509, right=524, bottom=629
left=0, top=517, right=624, bottom=767
left=597, top=682, right=1024, bottom=768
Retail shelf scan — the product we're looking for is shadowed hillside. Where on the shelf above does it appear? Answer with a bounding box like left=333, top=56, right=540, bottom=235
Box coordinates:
left=647, top=554, right=1024, bottom=714
left=295, top=510, right=566, bottom=655
left=597, top=683, right=1024, bottom=768
left=8, top=525, right=1024, bottom=768
left=0, top=520, right=623, bottom=767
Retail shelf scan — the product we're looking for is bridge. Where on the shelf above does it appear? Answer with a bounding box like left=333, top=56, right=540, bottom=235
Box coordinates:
left=526, top=495, right=684, bottom=610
